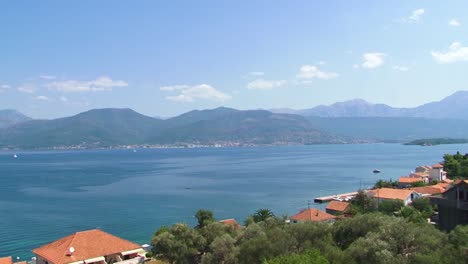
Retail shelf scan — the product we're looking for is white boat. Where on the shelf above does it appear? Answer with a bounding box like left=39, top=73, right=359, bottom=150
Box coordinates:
left=13, top=154, right=18, bottom=158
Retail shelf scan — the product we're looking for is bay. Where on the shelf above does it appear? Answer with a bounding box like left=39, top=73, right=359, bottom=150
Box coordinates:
left=1, top=144, right=468, bottom=259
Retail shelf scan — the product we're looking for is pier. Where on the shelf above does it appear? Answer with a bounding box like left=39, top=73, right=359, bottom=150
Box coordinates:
left=314, top=191, right=359, bottom=203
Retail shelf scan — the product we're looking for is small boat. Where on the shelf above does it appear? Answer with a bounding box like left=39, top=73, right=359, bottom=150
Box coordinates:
left=373, top=169, right=381, bottom=173
left=13, top=154, right=18, bottom=158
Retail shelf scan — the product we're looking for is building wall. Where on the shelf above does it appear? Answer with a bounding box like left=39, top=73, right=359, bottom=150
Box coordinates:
left=34, top=256, right=48, bottom=264
left=438, top=205, right=468, bottom=231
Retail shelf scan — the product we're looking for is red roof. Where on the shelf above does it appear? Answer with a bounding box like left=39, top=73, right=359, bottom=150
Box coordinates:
left=219, top=218, right=241, bottom=228
left=408, top=186, right=445, bottom=195
left=432, top=163, right=444, bottom=169
left=0, top=257, right=12, bottom=264
left=398, top=177, right=422, bottom=184
left=326, top=201, right=350, bottom=212
left=368, top=188, right=415, bottom=201
left=290, top=208, right=336, bottom=222
left=32, top=229, right=141, bottom=264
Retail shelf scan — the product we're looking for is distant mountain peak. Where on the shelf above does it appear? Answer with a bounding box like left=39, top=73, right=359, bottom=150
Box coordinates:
left=0, top=109, right=32, bottom=128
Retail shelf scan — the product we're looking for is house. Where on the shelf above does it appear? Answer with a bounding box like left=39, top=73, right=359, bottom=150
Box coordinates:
left=325, top=201, right=350, bottom=216
left=32, top=229, right=143, bottom=264
left=398, top=177, right=423, bottom=188
left=367, top=188, right=420, bottom=206
left=430, top=180, right=468, bottom=231
left=0, top=257, right=12, bottom=264
left=409, top=172, right=430, bottom=184
left=429, top=163, right=447, bottom=182
left=219, top=218, right=241, bottom=228
left=290, top=208, right=337, bottom=223
left=415, top=165, right=432, bottom=173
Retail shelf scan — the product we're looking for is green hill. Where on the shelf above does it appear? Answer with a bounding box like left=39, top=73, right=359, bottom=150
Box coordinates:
left=0, top=108, right=337, bottom=149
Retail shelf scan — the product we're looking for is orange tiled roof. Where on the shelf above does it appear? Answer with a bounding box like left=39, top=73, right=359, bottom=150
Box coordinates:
left=442, top=179, right=453, bottom=184
left=435, top=182, right=450, bottom=188
left=219, top=218, right=241, bottom=228
left=14, top=261, right=27, bottom=264
left=0, top=257, right=12, bottom=264
left=432, top=163, right=444, bottom=169
left=368, top=188, right=415, bottom=201
left=411, top=172, right=429, bottom=178
left=290, top=208, right=336, bottom=222
left=32, top=229, right=141, bottom=264
left=408, top=186, right=445, bottom=195
left=398, top=177, right=422, bottom=183
left=326, top=201, right=350, bottom=212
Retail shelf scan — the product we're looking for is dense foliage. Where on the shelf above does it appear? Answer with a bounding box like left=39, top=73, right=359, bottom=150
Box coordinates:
left=404, top=138, right=468, bottom=146
left=151, top=209, right=468, bottom=264
left=443, top=152, right=468, bottom=179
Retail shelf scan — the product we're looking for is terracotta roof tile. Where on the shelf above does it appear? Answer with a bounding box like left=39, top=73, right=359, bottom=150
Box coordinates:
left=398, top=177, right=423, bottom=183
left=432, top=163, right=444, bottom=169
left=368, top=188, right=415, bottom=201
left=408, top=186, right=445, bottom=195
left=32, top=229, right=141, bottom=264
left=219, top=219, right=241, bottom=228
left=326, top=201, right=350, bottom=212
left=435, top=182, right=450, bottom=188
left=0, top=257, right=12, bottom=264
left=290, top=208, right=336, bottom=222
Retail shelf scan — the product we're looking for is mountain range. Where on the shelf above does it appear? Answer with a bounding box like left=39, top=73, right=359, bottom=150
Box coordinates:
left=0, top=108, right=336, bottom=149
left=272, top=90, right=468, bottom=120
left=2, top=91, right=468, bottom=149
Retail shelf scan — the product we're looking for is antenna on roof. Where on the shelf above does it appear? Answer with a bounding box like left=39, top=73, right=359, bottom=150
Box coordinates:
left=67, top=247, right=75, bottom=256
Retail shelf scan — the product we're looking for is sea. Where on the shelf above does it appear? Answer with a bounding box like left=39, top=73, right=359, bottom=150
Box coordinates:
left=1, top=143, right=468, bottom=259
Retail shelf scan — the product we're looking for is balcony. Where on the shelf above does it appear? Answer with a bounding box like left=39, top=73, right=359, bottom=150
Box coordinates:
left=430, top=196, right=468, bottom=210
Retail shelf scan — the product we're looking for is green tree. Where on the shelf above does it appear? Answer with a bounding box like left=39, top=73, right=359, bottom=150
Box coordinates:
left=195, top=209, right=215, bottom=229
left=152, top=223, right=205, bottom=264
left=252, top=208, right=275, bottom=223
left=333, top=213, right=387, bottom=249
left=201, top=234, right=239, bottom=264
left=411, top=198, right=433, bottom=218
left=263, top=249, right=329, bottom=264
left=378, top=200, right=404, bottom=215
left=352, top=190, right=377, bottom=213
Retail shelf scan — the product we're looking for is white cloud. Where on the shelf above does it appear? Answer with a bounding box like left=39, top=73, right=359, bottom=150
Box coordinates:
left=249, top=71, right=265, bottom=76
left=449, top=19, right=461, bottom=27
left=39, top=75, right=56, bottom=80
left=431, top=42, right=468, bottom=64
left=409, top=9, right=424, bottom=22
left=47, top=76, right=128, bottom=92
left=161, top=84, right=231, bottom=102
left=296, top=65, right=338, bottom=80
left=361, top=53, right=386, bottom=69
left=0, top=84, right=10, bottom=92
left=17, top=84, right=36, bottom=94
left=35, top=95, right=49, bottom=101
left=246, top=79, right=287, bottom=90
left=160, top=85, right=190, bottom=91
left=166, top=94, right=194, bottom=102
left=393, top=65, right=409, bottom=71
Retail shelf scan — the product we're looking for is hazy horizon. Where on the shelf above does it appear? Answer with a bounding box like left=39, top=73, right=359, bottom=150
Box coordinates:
left=1, top=1, right=468, bottom=119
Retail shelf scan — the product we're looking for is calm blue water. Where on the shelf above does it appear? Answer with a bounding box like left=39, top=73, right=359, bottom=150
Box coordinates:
left=1, top=144, right=468, bottom=259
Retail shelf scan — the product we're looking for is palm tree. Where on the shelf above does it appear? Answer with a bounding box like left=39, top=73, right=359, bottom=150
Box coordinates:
left=252, top=208, right=275, bottom=222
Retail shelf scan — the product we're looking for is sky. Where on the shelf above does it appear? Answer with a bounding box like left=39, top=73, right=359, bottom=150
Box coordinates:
left=1, top=1, right=468, bottom=119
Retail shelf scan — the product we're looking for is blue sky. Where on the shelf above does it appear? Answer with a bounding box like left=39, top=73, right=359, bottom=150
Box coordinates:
left=1, top=1, right=468, bottom=119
